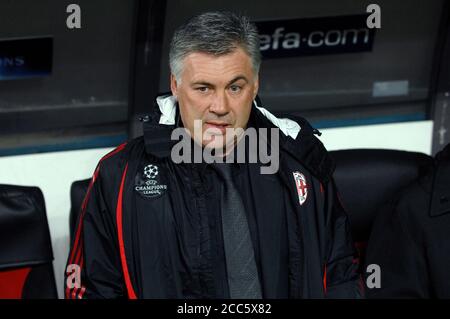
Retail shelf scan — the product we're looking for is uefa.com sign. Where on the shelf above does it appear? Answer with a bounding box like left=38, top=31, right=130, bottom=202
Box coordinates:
left=255, top=14, right=376, bottom=58
left=170, top=120, right=280, bottom=175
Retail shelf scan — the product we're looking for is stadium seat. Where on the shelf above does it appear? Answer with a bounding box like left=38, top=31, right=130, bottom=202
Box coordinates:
left=0, top=184, right=57, bottom=298
left=69, top=179, right=90, bottom=244
left=330, top=149, right=433, bottom=271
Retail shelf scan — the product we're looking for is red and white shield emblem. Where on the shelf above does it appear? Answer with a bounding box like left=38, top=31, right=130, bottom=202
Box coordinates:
left=293, top=171, right=307, bottom=205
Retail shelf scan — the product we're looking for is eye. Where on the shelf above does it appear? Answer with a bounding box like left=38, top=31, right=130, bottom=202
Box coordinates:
left=229, top=85, right=242, bottom=93
left=196, top=86, right=209, bottom=93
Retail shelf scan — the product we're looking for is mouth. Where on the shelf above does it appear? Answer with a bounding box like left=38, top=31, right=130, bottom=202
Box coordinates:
left=204, top=121, right=231, bottom=134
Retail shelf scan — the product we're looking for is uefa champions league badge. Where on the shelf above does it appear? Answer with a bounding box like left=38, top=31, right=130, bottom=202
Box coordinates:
left=134, top=164, right=168, bottom=198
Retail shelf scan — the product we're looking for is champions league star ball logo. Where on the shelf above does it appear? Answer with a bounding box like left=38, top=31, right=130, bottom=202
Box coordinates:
left=135, top=164, right=167, bottom=198
left=144, top=164, right=158, bottom=179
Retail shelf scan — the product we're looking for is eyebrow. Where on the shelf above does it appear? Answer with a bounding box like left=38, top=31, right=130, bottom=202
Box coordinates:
left=191, top=75, right=249, bottom=87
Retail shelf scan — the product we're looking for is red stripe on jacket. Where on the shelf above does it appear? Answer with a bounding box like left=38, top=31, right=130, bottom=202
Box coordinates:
left=116, top=163, right=137, bottom=299
left=66, top=142, right=127, bottom=299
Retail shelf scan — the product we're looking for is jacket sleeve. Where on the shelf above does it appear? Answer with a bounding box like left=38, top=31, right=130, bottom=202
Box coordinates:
left=324, top=180, right=364, bottom=299
left=64, top=164, right=125, bottom=299
left=364, top=199, right=429, bottom=298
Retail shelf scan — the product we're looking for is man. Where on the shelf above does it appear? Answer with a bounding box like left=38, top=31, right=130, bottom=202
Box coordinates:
left=65, top=11, right=361, bottom=299
left=365, top=143, right=450, bottom=298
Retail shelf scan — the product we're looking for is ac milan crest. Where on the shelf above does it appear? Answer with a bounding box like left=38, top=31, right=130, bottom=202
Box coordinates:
left=293, top=171, right=308, bottom=205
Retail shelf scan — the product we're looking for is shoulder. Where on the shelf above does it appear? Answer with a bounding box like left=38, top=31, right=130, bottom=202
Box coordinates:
left=250, top=102, right=334, bottom=183
left=281, top=115, right=335, bottom=184
left=95, top=137, right=145, bottom=182
left=381, top=164, right=433, bottom=236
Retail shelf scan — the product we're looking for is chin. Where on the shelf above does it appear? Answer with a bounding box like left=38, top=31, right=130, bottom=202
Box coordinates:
left=202, top=139, right=226, bottom=150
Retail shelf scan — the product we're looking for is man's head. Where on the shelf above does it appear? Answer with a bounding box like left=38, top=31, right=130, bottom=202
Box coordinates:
left=169, top=11, right=261, bottom=150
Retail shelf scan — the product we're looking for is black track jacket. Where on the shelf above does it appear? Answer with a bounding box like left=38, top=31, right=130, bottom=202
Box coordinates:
left=65, top=95, right=362, bottom=299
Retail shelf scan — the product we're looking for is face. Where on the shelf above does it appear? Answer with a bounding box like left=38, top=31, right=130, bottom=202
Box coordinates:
left=170, top=46, right=259, bottom=150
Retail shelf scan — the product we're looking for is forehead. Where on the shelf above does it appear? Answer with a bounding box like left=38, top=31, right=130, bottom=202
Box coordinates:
left=181, top=47, right=254, bottom=83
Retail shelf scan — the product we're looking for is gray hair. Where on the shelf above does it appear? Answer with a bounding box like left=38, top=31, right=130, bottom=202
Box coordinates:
left=169, top=11, right=261, bottom=82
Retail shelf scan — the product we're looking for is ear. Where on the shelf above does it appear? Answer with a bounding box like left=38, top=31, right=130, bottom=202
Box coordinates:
left=253, top=74, right=259, bottom=100
left=170, top=74, right=178, bottom=97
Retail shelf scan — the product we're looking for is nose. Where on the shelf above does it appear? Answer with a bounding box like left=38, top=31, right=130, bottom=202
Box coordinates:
left=209, top=91, right=230, bottom=116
